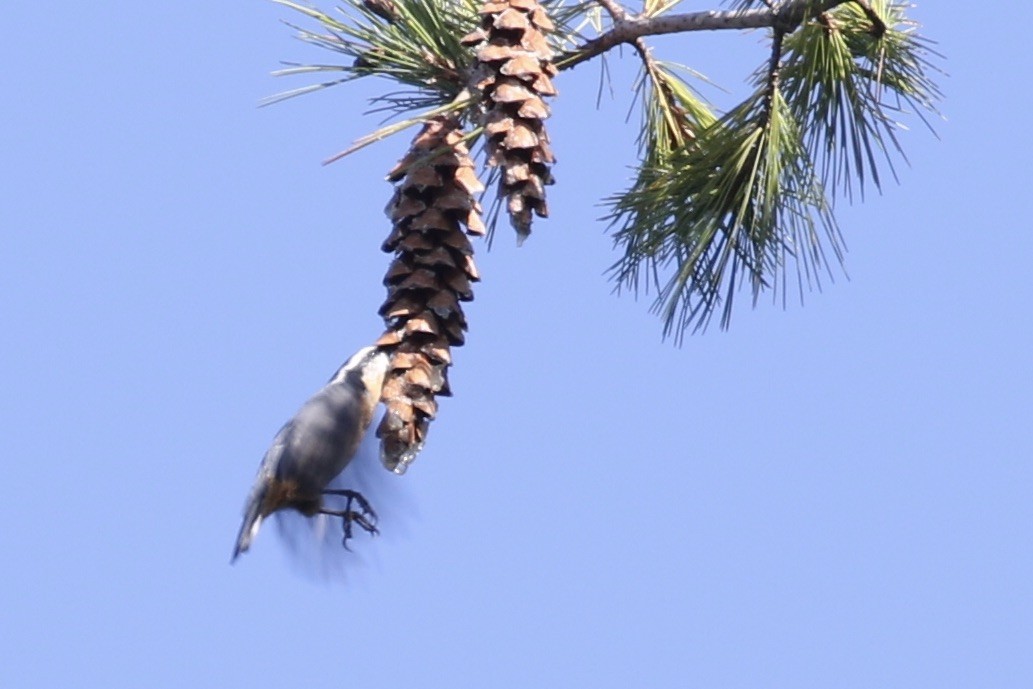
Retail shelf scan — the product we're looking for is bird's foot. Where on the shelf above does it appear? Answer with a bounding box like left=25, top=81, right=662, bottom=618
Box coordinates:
left=321, top=489, right=379, bottom=550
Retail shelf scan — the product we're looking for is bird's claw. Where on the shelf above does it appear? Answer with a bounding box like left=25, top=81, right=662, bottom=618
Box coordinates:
left=321, top=489, right=379, bottom=550
left=341, top=509, right=379, bottom=551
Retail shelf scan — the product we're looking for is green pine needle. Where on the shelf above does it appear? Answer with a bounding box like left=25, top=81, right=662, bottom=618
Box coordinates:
left=779, top=0, right=942, bottom=201
left=265, top=0, right=479, bottom=112
left=607, top=1, right=939, bottom=338
left=609, top=88, right=838, bottom=339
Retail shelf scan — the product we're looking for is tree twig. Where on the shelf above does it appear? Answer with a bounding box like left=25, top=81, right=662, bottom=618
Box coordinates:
left=595, top=0, right=629, bottom=22
left=557, top=0, right=856, bottom=71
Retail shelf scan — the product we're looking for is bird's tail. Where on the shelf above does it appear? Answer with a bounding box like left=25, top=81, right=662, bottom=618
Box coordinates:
left=231, top=489, right=265, bottom=563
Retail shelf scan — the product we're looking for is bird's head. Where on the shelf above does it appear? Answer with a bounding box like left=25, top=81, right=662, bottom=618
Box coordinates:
left=332, top=345, right=391, bottom=401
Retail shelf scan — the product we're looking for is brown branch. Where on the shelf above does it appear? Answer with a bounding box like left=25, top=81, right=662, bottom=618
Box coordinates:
left=557, top=0, right=856, bottom=71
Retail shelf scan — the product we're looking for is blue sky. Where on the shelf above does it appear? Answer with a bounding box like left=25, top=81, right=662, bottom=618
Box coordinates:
left=2, top=2, right=1030, bottom=688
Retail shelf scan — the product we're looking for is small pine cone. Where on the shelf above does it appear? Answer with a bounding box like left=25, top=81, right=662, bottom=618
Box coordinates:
left=362, top=0, right=397, bottom=23
left=655, top=78, right=698, bottom=148
left=463, top=0, right=557, bottom=244
left=376, top=117, right=485, bottom=474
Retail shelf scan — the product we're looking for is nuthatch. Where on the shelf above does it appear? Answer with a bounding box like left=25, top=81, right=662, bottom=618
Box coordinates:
left=232, top=345, right=390, bottom=562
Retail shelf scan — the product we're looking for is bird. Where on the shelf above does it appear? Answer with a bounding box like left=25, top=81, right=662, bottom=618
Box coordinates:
left=232, top=345, right=391, bottom=562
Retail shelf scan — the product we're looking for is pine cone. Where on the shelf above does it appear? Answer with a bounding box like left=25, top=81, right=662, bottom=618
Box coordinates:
left=463, top=0, right=557, bottom=244
left=362, top=0, right=397, bottom=23
left=376, top=117, right=485, bottom=474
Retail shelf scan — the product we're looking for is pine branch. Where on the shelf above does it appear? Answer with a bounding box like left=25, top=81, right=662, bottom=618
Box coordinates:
left=266, top=0, right=940, bottom=340
left=558, top=0, right=857, bottom=70
left=606, top=0, right=939, bottom=336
